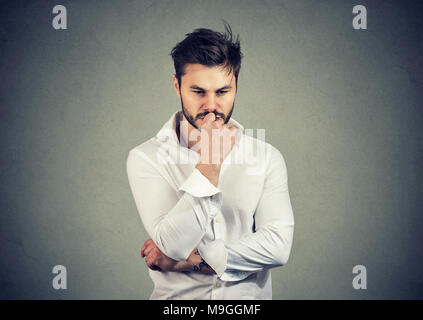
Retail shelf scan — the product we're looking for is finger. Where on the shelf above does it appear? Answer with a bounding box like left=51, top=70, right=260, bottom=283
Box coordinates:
left=145, top=255, right=162, bottom=271
left=141, top=239, right=152, bottom=257
left=145, top=256, right=154, bottom=269
left=211, top=122, right=219, bottom=131
left=216, top=116, right=225, bottom=126
left=223, top=122, right=235, bottom=129
left=202, top=113, right=215, bottom=128
left=212, top=119, right=223, bottom=130
left=141, top=244, right=147, bottom=257
left=143, top=243, right=155, bottom=257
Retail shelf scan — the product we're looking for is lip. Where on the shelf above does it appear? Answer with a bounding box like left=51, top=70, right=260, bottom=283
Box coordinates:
left=198, top=115, right=223, bottom=120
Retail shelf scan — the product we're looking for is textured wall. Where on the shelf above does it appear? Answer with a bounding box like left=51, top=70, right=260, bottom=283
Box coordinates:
left=0, top=0, right=422, bottom=299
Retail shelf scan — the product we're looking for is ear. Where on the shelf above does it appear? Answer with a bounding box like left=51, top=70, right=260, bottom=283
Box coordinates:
left=172, top=74, right=181, bottom=98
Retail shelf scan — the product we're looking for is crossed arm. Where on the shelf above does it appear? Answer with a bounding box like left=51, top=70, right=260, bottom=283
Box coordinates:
left=141, top=239, right=215, bottom=274
left=127, top=145, right=294, bottom=279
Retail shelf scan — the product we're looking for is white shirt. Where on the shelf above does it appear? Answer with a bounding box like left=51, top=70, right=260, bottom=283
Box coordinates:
left=126, top=110, right=294, bottom=300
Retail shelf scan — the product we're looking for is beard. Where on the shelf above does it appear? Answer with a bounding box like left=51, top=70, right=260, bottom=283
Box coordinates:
left=179, top=93, right=235, bottom=131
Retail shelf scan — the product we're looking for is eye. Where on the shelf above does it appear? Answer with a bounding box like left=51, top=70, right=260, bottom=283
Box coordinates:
left=217, top=91, right=229, bottom=95
left=193, top=91, right=204, bottom=95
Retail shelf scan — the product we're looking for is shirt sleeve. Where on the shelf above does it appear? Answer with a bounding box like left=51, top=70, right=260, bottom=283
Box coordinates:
left=126, top=149, right=222, bottom=261
left=199, top=145, right=295, bottom=281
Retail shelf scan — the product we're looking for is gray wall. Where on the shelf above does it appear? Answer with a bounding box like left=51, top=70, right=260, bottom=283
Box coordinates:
left=1, top=0, right=422, bottom=299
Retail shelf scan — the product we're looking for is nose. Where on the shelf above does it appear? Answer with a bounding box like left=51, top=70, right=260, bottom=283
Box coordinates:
left=203, top=93, right=217, bottom=111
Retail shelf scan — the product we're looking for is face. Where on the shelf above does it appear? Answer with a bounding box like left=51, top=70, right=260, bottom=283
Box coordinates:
left=172, top=63, right=237, bottom=130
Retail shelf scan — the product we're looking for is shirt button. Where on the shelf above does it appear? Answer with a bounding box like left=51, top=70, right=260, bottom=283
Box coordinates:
left=215, top=217, right=220, bottom=223
left=215, top=282, right=222, bottom=288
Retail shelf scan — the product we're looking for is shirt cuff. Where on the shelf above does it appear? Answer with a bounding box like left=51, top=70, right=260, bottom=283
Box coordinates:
left=219, top=270, right=256, bottom=282
left=197, top=239, right=227, bottom=278
left=178, top=168, right=221, bottom=197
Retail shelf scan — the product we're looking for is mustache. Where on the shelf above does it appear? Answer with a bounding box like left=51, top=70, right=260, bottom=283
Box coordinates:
left=196, top=111, right=225, bottom=120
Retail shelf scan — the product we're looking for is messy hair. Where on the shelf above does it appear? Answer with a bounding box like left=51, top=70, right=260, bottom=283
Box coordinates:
left=170, top=21, right=243, bottom=88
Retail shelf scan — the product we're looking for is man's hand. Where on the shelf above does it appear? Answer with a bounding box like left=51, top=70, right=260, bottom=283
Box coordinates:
left=141, top=239, right=179, bottom=272
left=140, top=239, right=215, bottom=275
left=196, top=113, right=238, bottom=187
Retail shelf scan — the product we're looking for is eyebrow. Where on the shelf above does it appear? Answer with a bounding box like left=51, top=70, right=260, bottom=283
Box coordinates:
left=189, top=85, right=232, bottom=91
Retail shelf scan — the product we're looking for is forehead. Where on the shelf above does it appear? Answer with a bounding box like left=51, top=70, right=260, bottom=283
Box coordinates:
left=182, top=63, right=235, bottom=88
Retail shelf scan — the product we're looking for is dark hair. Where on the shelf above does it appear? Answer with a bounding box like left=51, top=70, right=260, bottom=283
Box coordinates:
left=170, top=22, right=243, bottom=89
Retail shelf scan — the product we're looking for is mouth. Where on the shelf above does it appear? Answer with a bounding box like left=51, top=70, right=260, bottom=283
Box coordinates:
left=198, top=115, right=223, bottom=121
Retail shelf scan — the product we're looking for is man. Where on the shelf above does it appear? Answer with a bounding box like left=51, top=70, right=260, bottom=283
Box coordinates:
left=126, top=23, right=294, bottom=299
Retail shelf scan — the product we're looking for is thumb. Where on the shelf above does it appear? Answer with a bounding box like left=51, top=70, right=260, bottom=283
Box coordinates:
left=202, top=113, right=216, bottom=128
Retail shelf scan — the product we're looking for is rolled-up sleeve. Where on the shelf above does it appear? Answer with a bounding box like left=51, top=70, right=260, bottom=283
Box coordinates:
left=126, top=149, right=222, bottom=261
left=215, top=145, right=295, bottom=281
